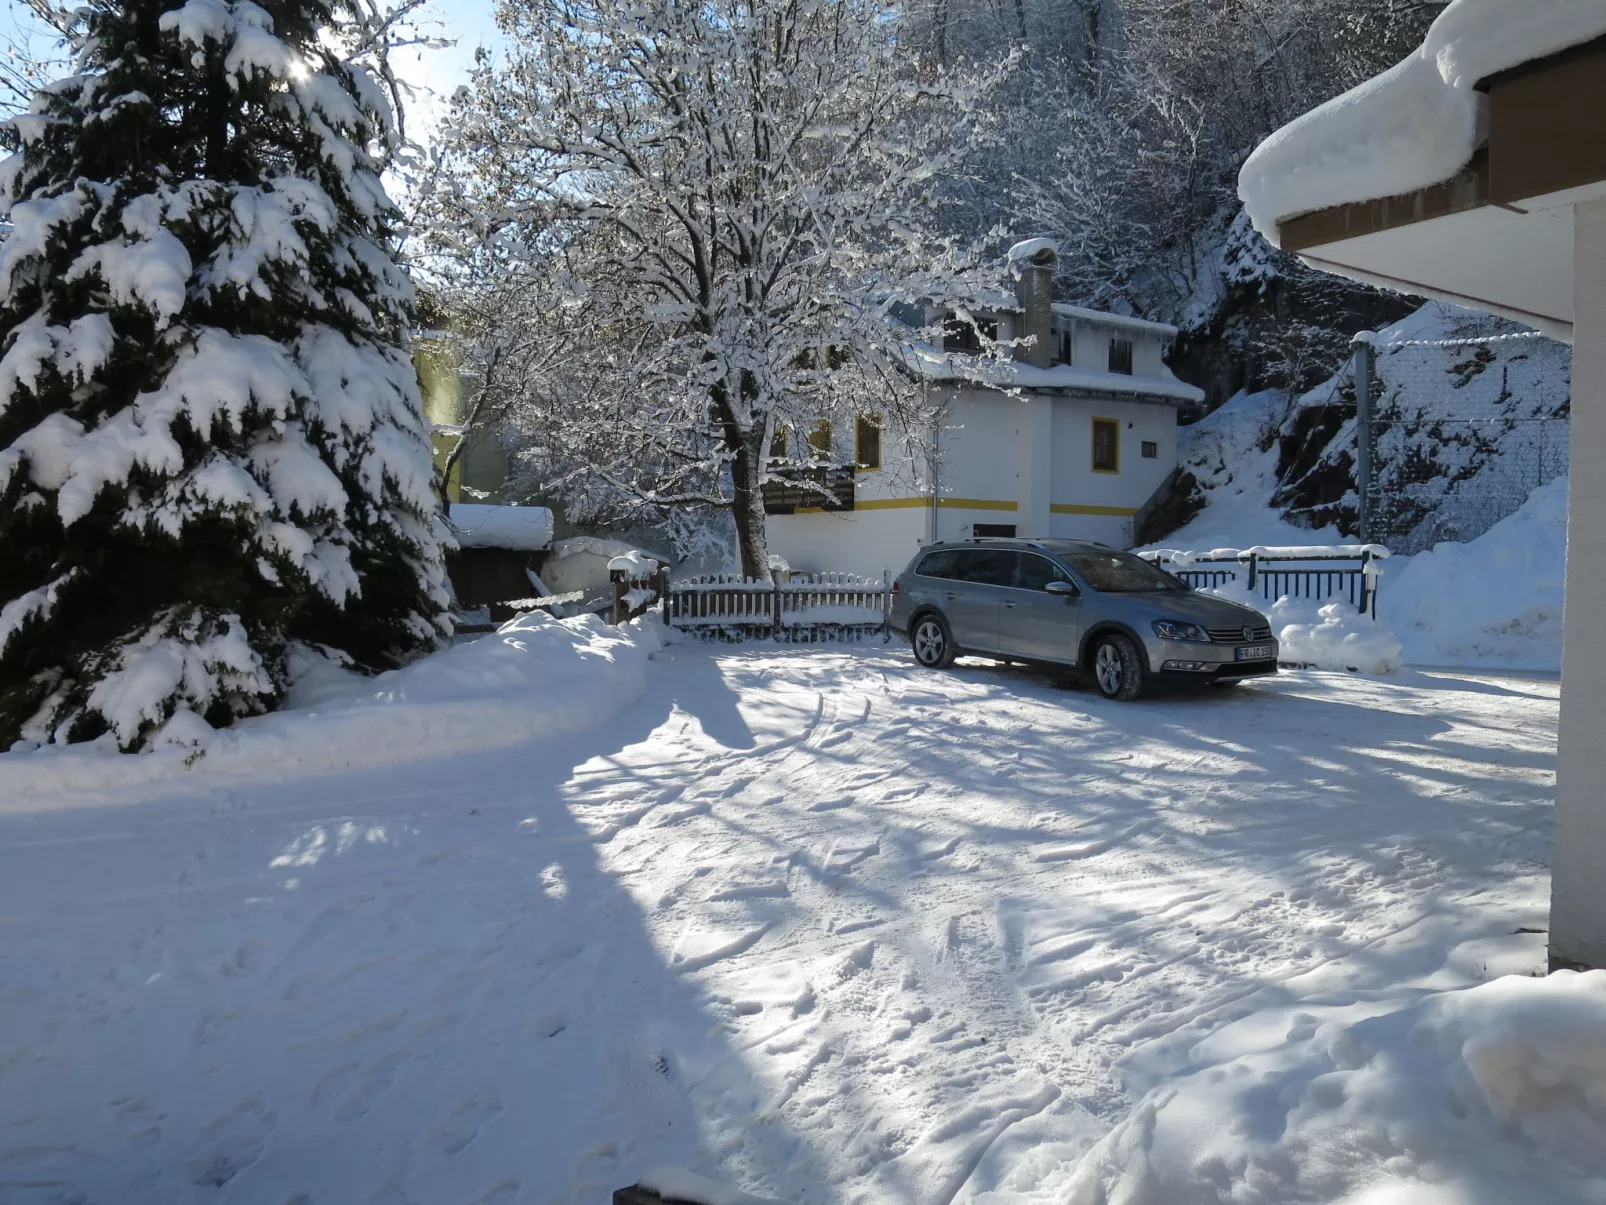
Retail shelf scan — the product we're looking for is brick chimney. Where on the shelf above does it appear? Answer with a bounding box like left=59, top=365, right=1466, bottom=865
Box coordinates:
left=1009, top=238, right=1059, bottom=369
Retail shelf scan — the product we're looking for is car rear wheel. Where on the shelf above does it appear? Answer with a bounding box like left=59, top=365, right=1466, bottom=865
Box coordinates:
left=911, top=613, right=957, bottom=669
left=1092, top=634, right=1144, bottom=700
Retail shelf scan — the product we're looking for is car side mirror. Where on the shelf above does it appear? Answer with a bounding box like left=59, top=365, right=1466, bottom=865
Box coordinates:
left=1044, top=580, right=1078, bottom=598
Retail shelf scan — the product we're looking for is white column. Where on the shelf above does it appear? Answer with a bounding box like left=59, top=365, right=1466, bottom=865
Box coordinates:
left=1023, top=397, right=1054, bottom=537
left=1552, top=198, right=1606, bottom=971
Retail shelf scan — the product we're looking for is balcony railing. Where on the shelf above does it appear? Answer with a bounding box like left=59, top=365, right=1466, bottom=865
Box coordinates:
left=762, top=463, right=855, bottom=514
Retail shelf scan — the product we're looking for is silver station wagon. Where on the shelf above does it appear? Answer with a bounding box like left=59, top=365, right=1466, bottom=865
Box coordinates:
left=889, top=538, right=1278, bottom=700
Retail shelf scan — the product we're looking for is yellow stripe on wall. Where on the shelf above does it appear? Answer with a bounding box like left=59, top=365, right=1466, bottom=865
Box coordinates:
left=1051, top=503, right=1138, bottom=517
left=936, top=497, right=1018, bottom=512
left=841, top=497, right=1021, bottom=512
left=852, top=497, right=937, bottom=511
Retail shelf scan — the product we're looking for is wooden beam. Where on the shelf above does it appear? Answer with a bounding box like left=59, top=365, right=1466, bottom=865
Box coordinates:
left=1487, top=36, right=1606, bottom=206
left=1278, top=149, right=1490, bottom=253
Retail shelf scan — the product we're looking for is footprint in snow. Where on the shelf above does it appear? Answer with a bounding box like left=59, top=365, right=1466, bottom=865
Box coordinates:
left=186, top=1095, right=277, bottom=1189
left=426, top=1092, right=504, bottom=1157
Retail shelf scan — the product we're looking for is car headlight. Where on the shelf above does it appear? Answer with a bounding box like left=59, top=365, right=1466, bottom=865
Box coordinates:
left=1152, top=619, right=1209, bottom=642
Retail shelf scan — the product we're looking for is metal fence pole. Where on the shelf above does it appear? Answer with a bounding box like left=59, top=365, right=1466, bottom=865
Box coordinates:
left=1353, top=336, right=1376, bottom=544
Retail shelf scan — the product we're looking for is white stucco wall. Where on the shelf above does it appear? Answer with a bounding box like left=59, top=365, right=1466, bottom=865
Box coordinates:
left=1551, top=197, right=1606, bottom=971
left=1067, top=324, right=1168, bottom=376
left=767, top=506, right=927, bottom=581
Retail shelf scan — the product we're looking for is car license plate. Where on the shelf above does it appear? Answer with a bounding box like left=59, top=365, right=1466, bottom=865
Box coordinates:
left=1236, top=644, right=1275, bottom=662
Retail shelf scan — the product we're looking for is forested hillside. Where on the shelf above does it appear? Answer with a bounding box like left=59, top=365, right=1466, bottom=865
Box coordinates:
left=900, top=0, right=1447, bottom=406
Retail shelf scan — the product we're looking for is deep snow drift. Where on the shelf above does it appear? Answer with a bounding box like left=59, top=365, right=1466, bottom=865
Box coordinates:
left=0, top=640, right=1566, bottom=1205
left=1152, top=349, right=1570, bottom=671
left=0, top=609, right=662, bottom=803
left=1384, top=477, right=1568, bottom=671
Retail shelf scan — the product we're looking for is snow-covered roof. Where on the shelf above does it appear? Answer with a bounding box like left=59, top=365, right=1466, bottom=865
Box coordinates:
left=906, top=344, right=1205, bottom=405
left=1051, top=303, right=1179, bottom=338
left=447, top=504, right=554, bottom=551
left=1239, top=0, right=1606, bottom=243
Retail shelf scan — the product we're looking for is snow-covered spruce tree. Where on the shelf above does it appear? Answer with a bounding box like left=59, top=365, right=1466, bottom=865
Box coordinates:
left=428, top=0, right=1003, bottom=579
left=0, top=0, right=449, bottom=751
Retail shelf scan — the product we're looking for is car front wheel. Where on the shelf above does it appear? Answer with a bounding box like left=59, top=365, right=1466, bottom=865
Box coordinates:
left=911, top=613, right=957, bottom=669
left=1092, top=633, right=1145, bottom=700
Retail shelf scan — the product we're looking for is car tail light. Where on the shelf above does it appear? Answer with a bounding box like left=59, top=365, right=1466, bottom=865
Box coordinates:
left=891, top=578, right=901, bottom=596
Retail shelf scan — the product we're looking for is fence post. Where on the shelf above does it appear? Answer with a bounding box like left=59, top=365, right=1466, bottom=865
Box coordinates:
left=1246, top=551, right=1259, bottom=593
left=882, top=569, right=891, bottom=642
left=610, top=569, right=627, bottom=625
left=770, top=566, right=783, bottom=641
left=657, top=564, right=670, bottom=622
left=1353, top=335, right=1376, bottom=544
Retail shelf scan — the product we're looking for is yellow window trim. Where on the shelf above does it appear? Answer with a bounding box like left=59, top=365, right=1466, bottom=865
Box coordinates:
left=1050, top=503, right=1138, bottom=517
left=1092, top=416, right=1121, bottom=475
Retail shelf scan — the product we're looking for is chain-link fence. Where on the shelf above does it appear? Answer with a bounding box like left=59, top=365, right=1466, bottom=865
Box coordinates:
left=1355, top=323, right=1571, bottom=555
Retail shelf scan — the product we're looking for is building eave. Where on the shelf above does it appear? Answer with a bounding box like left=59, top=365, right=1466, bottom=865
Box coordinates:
left=1267, top=36, right=1606, bottom=343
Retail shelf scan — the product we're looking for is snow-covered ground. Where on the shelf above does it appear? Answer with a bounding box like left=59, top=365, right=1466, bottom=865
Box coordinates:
left=0, top=633, right=1569, bottom=1205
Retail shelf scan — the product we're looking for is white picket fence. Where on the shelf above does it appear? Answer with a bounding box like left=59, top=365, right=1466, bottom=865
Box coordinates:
left=663, top=572, right=890, bottom=640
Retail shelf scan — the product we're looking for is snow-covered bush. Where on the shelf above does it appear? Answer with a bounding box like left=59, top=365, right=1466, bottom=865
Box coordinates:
left=0, top=0, right=448, bottom=750
left=1203, top=582, right=1402, bottom=674
left=1275, top=599, right=1403, bottom=675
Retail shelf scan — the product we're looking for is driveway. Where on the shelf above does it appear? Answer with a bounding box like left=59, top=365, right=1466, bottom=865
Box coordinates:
left=0, top=644, right=1558, bottom=1205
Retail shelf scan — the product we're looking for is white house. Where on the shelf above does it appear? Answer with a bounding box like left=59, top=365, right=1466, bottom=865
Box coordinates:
left=765, top=243, right=1205, bottom=580
left=1236, top=1, right=1606, bottom=970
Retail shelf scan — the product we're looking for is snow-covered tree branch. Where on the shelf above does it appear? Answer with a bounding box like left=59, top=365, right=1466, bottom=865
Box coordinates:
left=424, top=0, right=1005, bottom=576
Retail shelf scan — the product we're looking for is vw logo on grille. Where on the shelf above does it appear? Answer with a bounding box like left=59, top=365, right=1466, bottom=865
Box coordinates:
left=1242, top=626, right=1254, bottom=641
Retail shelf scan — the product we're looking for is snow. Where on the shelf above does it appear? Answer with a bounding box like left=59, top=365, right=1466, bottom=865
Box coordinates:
left=65, top=228, right=192, bottom=327
left=1198, top=580, right=1403, bottom=674
left=1146, top=371, right=1570, bottom=672
left=1386, top=476, right=1569, bottom=671
left=1064, top=969, right=1606, bottom=1205
left=1239, top=0, right=1606, bottom=241
left=447, top=504, right=555, bottom=551
left=84, top=611, right=272, bottom=749
left=0, top=641, right=1564, bottom=1203
left=0, top=570, right=76, bottom=656
left=1274, top=599, right=1403, bottom=674
left=609, top=549, right=663, bottom=577
left=2, top=610, right=661, bottom=789
left=1007, top=237, right=1059, bottom=266
left=906, top=343, right=1205, bottom=404
left=1049, top=303, right=1179, bottom=338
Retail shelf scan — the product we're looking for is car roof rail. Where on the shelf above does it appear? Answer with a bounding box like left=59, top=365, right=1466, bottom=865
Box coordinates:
left=967, top=536, right=1048, bottom=549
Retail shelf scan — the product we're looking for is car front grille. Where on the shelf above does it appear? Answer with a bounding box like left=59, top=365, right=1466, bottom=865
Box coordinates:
left=1206, top=624, right=1274, bottom=645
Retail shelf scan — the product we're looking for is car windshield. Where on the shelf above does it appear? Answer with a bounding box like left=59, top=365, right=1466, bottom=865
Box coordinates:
left=1065, top=551, right=1188, bottom=594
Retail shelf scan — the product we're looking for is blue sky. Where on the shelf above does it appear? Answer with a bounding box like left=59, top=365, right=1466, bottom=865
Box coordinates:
left=392, top=0, right=506, bottom=132
left=5, top=0, right=505, bottom=136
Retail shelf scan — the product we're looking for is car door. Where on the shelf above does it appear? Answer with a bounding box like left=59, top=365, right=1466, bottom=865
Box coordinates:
left=940, top=548, right=1014, bottom=654
left=998, top=552, right=1083, bottom=663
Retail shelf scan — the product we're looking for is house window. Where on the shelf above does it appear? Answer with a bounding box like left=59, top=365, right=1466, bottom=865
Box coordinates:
left=1092, top=418, right=1120, bottom=473
left=855, top=415, right=882, bottom=471
left=770, top=426, right=788, bottom=459
left=807, top=419, right=833, bottom=460
left=973, top=523, right=1016, bottom=538
left=1108, top=338, right=1133, bottom=375
left=942, top=313, right=998, bottom=353
left=1141, top=440, right=1158, bottom=459
left=1057, top=329, right=1073, bottom=365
